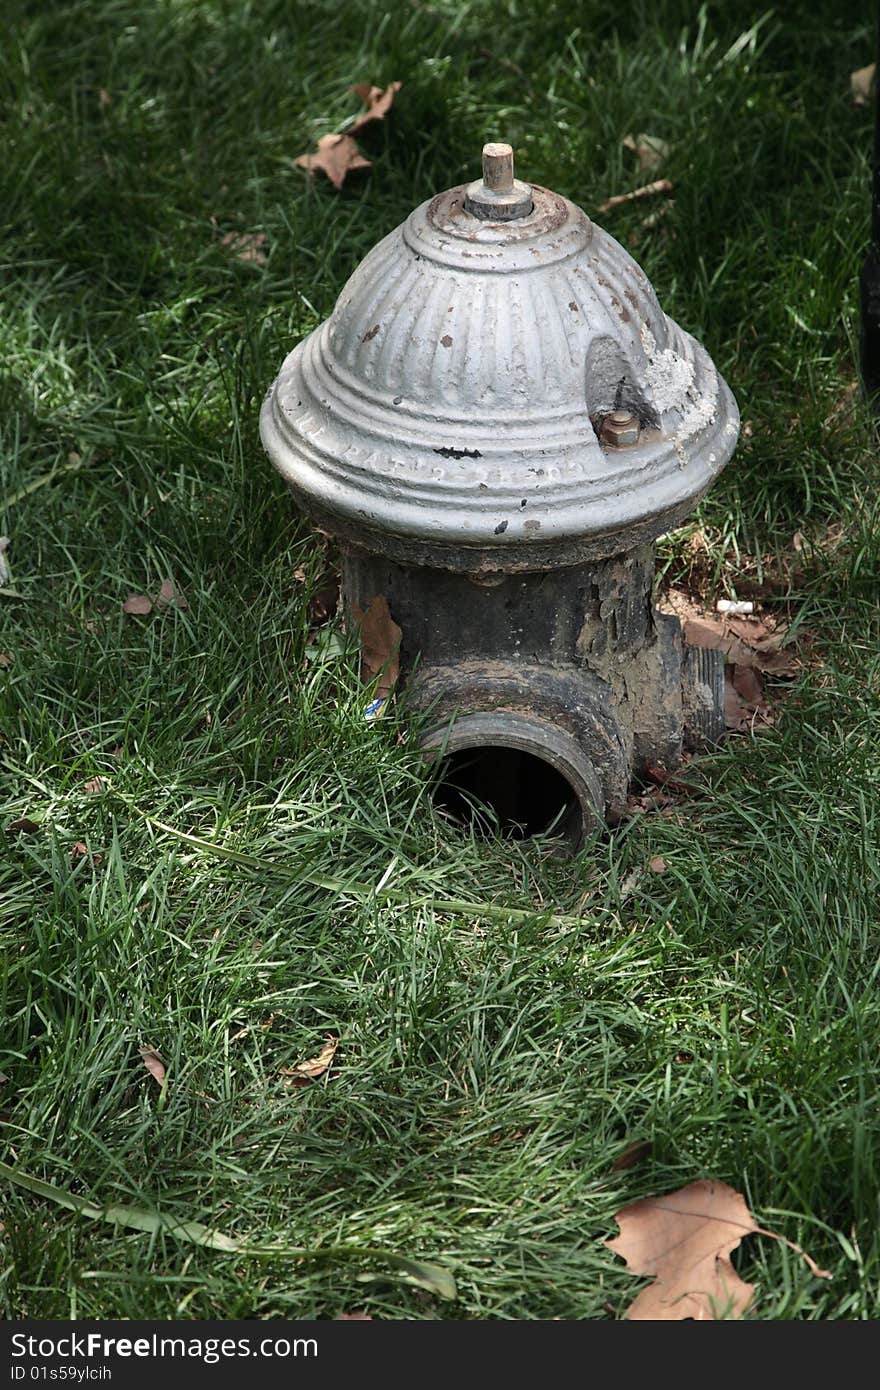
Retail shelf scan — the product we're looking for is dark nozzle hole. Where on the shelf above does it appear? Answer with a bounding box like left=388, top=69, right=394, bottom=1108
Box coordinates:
left=432, top=745, right=580, bottom=840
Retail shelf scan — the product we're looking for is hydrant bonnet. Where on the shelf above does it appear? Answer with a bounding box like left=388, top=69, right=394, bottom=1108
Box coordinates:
left=261, top=145, right=738, bottom=573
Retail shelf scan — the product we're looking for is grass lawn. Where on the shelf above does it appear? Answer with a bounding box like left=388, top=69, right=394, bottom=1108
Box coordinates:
left=2, top=0, right=879, bottom=1320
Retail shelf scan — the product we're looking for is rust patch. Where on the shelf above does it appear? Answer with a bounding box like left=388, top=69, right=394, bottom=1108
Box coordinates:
left=569, top=301, right=579, bottom=312
left=362, top=323, right=381, bottom=342
left=440, top=334, right=453, bottom=347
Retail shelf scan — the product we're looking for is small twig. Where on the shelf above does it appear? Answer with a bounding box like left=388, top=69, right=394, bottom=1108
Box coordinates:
left=597, top=179, right=673, bottom=214
left=5, top=455, right=86, bottom=509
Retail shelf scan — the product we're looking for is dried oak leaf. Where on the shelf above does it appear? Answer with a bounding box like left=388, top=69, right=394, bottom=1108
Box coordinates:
left=606, top=1179, right=831, bottom=1320
left=295, top=134, right=371, bottom=190
left=280, top=1033, right=339, bottom=1087
left=353, top=594, right=401, bottom=700
left=123, top=594, right=153, bottom=616
left=606, top=1179, right=759, bottom=1319
left=139, top=1048, right=166, bottom=1087
left=349, top=81, right=402, bottom=135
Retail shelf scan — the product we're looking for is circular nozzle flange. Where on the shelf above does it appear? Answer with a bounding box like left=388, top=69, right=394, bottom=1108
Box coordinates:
left=465, top=142, right=533, bottom=221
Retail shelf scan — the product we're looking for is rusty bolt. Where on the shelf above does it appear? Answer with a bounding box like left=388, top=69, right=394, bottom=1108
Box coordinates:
left=600, top=409, right=640, bottom=447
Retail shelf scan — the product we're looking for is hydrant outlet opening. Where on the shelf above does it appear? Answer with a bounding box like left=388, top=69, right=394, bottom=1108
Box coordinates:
left=422, top=713, right=603, bottom=850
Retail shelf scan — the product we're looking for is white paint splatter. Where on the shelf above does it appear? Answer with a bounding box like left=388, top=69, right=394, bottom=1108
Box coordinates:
left=640, top=321, right=717, bottom=441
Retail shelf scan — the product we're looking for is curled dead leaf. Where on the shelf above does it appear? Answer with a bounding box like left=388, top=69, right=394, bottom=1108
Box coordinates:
left=0, top=653, right=12, bottom=668
left=123, top=594, right=153, bottom=616
left=649, top=856, right=666, bottom=874
left=139, top=1049, right=166, bottom=1087
left=82, top=776, right=107, bottom=795
left=353, top=594, right=401, bottom=700
left=349, top=81, right=402, bottom=135
left=294, top=134, right=372, bottom=190
left=280, top=1033, right=339, bottom=1086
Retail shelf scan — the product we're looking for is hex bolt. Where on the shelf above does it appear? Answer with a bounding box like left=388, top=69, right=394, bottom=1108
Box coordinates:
left=600, top=408, right=641, bottom=447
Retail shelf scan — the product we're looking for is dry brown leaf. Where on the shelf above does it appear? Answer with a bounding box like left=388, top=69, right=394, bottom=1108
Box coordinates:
left=71, top=841, right=103, bottom=866
left=295, top=134, right=372, bottom=190
left=0, top=653, right=12, bottom=668
left=607, top=1179, right=831, bottom=1320
left=662, top=589, right=799, bottom=677
left=82, top=776, right=107, bottom=795
left=123, top=593, right=153, bottom=616
left=851, top=62, right=875, bottom=105
left=280, top=1033, right=339, bottom=1086
left=649, top=856, right=667, bottom=874
left=6, top=816, right=40, bottom=834
left=724, top=664, right=774, bottom=733
left=139, top=1048, right=166, bottom=1087
left=220, top=230, right=267, bottom=266
left=336, top=1312, right=373, bottom=1320
left=353, top=594, right=402, bottom=699
left=731, top=663, right=764, bottom=708
left=607, top=1179, right=758, bottom=1319
left=622, top=132, right=670, bottom=172
left=156, top=578, right=188, bottom=610
left=349, top=81, right=402, bottom=136
left=610, top=1139, right=652, bottom=1173
left=597, top=178, right=673, bottom=214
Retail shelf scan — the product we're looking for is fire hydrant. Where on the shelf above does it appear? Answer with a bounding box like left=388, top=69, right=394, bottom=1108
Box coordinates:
left=261, top=143, right=739, bottom=845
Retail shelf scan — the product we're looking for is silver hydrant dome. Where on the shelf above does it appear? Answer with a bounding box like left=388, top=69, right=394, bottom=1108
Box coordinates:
left=261, top=145, right=739, bottom=570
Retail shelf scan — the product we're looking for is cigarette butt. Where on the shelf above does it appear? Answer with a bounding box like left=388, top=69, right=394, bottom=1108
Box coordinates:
left=716, top=599, right=754, bottom=615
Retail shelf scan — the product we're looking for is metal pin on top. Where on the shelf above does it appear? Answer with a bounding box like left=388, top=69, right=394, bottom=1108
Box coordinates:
left=464, top=142, right=533, bottom=221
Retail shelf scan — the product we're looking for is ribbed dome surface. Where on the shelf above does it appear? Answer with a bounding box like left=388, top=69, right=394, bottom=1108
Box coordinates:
left=261, top=170, right=738, bottom=570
